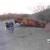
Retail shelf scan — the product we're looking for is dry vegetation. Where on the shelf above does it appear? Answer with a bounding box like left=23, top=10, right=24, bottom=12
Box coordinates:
left=0, top=7, right=50, bottom=23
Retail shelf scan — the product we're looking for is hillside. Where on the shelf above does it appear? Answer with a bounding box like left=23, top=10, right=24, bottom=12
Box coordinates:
left=33, top=8, right=50, bottom=22
left=0, top=8, right=50, bottom=22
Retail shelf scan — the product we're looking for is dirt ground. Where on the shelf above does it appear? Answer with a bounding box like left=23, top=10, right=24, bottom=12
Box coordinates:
left=0, top=20, right=50, bottom=50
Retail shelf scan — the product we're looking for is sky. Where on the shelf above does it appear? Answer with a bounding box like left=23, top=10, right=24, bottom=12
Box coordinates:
left=0, top=0, right=50, bottom=14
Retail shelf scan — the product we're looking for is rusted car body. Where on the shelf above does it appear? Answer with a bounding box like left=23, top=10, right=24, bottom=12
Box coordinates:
left=14, top=17, right=46, bottom=28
